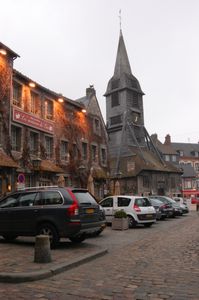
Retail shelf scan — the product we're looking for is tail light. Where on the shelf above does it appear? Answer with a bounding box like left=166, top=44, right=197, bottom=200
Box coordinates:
left=68, top=201, right=79, bottom=216
left=67, top=189, right=79, bottom=216
left=161, top=204, right=166, bottom=209
left=133, top=204, right=141, bottom=212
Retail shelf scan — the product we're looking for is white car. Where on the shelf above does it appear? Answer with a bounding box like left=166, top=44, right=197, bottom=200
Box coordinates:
left=99, top=195, right=156, bottom=228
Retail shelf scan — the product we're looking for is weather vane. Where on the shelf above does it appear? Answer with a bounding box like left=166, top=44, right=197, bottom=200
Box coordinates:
left=119, top=9, right=122, bottom=31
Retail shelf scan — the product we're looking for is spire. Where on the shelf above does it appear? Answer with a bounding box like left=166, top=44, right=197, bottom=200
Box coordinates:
left=113, top=30, right=132, bottom=78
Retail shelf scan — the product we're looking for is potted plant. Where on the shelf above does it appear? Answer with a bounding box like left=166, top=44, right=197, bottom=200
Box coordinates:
left=112, top=210, right=129, bottom=230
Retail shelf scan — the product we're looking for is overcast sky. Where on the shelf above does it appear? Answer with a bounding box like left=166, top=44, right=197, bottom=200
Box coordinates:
left=1, top=0, right=199, bottom=143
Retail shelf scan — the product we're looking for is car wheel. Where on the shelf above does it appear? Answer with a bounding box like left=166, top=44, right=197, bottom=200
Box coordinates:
left=2, top=235, right=18, bottom=242
left=144, top=223, right=153, bottom=227
left=69, top=235, right=86, bottom=243
left=37, top=223, right=60, bottom=248
left=127, top=215, right=136, bottom=228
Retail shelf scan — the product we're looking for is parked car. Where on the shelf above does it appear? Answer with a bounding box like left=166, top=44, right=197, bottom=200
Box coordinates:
left=148, top=196, right=174, bottom=218
left=173, top=197, right=189, bottom=214
left=149, top=195, right=183, bottom=217
left=149, top=198, right=170, bottom=220
left=99, top=195, right=156, bottom=228
left=0, top=186, right=106, bottom=247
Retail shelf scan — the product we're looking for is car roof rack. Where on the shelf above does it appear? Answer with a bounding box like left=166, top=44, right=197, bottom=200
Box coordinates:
left=18, top=185, right=59, bottom=190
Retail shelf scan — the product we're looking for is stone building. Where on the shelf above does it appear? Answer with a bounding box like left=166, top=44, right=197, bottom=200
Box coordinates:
left=104, top=31, right=182, bottom=196
left=0, top=42, right=108, bottom=199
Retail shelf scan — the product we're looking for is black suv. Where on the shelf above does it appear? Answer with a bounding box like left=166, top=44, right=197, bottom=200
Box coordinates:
left=0, top=186, right=106, bottom=247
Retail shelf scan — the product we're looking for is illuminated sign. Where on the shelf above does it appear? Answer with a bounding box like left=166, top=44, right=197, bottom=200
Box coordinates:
left=13, top=108, right=54, bottom=134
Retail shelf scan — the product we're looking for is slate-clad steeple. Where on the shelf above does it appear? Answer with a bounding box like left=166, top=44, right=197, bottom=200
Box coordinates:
left=113, top=30, right=132, bottom=78
left=105, top=30, right=145, bottom=164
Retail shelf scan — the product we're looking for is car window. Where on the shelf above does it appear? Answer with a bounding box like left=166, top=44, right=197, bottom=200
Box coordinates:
left=0, top=194, right=20, bottom=208
left=73, top=191, right=97, bottom=204
left=100, top=198, right=113, bottom=208
left=19, top=193, right=38, bottom=206
left=117, top=197, right=131, bottom=207
left=42, top=191, right=63, bottom=205
left=135, top=197, right=151, bottom=207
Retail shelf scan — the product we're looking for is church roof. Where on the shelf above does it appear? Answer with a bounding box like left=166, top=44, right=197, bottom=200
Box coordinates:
left=105, top=30, right=144, bottom=95
left=114, top=30, right=132, bottom=77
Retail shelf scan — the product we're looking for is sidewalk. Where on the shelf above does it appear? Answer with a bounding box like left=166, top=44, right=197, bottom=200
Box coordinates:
left=0, top=237, right=107, bottom=283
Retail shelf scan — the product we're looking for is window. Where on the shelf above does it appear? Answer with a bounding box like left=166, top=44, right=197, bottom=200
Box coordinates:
left=11, top=126, right=21, bottom=151
left=143, top=176, right=149, bottom=188
left=93, top=118, right=101, bottom=135
left=19, top=193, right=38, bottom=206
left=42, top=191, right=63, bottom=205
left=133, top=92, right=139, bottom=107
left=30, top=91, right=40, bottom=115
left=82, top=142, right=88, bottom=160
left=45, top=136, right=53, bottom=159
left=118, top=197, right=131, bottom=207
left=179, top=150, right=184, bottom=157
left=195, top=163, right=199, bottom=172
left=91, top=144, right=97, bottom=162
left=135, top=198, right=151, bottom=207
left=45, top=99, right=53, bottom=120
left=101, top=148, right=107, bottom=165
left=110, top=115, right=122, bottom=125
left=60, top=140, right=69, bottom=161
left=30, top=131, right=39, bottom=155
left=0, top=194, right=19, bottom=208
left=184, top=180, right=192, bottom=189
left=171, top=177, right=176, bottom=188
left=0, top=114, right=2, bottom=146
left=111, top=92, right=119, bottom=107
left=73, top=143, right=78, bottom=159
left=100, top=197, right=113, bottom=208
left=172, top=155, right=177, bottom=162
left=13, top=82, right=22, bottom=107
left=165, top=155, right=170, bottom=162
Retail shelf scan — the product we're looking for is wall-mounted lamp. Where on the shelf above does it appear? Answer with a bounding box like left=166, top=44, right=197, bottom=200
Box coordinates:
left=58, top=97, right=64, bottom=103
left=81, top=109, right=87, bottom=114
left=0, top=49, right=7, bottom=56
left=29, top=82, right=36, bottom=88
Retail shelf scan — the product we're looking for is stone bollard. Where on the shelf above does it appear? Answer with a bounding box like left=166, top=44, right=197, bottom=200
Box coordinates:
left=34, top=235, right=52, bottom=263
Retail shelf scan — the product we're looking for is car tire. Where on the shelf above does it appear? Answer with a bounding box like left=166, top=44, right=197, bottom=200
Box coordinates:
left=37, top=223, right=60, bottom=248
left=2, top=235, right=18, bottom=242
left=69, top=235, right=86, bottom=243
left=127, top=215, right=136, bottom=228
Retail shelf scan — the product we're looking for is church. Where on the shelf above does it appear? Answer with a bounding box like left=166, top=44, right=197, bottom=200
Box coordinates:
left=104, top=30, right=182, bottom=196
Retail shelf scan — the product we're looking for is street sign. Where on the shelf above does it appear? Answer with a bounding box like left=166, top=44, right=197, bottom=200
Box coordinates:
left=18, top=173, right=25, bottom=184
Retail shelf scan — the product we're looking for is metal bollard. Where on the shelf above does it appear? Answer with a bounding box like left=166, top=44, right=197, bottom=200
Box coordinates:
left=34, top=235, right=52, bottom=263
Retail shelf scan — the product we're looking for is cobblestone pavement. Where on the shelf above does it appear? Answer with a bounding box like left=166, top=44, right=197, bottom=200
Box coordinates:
left=0, top=212, right=199, bottom=299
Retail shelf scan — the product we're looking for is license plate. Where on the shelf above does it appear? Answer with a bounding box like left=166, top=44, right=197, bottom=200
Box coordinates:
left=146, top=214, right=153, bottom=218
left=86, top=208, right=94, bottom=214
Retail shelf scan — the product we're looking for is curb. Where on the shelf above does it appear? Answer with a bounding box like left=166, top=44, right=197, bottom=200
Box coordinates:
left=0, top=248, right=108, bottom=283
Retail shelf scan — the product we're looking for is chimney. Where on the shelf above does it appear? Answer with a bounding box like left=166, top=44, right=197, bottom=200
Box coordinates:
left=164, top=134, right=171, bottom=145
left=86, top=85, right=95, bottom=97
